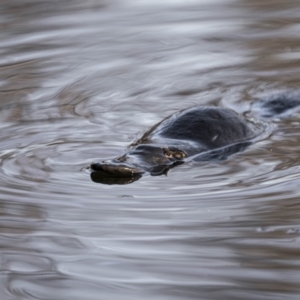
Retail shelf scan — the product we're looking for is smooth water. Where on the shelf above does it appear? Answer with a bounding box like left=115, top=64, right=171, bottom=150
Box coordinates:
left=1, top=0, right=300, bottom=299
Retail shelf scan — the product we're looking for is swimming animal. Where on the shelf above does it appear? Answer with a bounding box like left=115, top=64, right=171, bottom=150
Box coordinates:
left=90, top=93, right=300, bottom=184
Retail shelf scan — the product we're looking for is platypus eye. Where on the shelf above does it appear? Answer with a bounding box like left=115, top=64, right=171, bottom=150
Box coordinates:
left=163, top=148, right=187, bottom=160
left=174, top=151, right=187, bottom=159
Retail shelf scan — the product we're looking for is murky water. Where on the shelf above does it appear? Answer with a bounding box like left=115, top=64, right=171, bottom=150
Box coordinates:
left=1, top=0, right=300, bottom=299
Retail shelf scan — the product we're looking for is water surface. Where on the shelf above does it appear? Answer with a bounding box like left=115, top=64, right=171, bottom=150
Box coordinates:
left=1, top=0, right=300, bottom=299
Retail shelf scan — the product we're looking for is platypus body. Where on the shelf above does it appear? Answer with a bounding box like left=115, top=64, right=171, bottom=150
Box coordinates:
left=90, top=94, right=300, bottom=184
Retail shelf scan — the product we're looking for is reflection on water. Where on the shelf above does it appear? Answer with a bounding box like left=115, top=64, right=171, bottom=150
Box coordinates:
left=1, top=0, right=300, bottom=299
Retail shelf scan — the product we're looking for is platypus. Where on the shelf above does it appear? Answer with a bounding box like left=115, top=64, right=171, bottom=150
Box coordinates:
left=90, top=93, right=300, bottom=184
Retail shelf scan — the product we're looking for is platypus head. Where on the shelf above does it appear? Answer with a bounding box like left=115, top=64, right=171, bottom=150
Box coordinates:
left=90, top=144, right=186, bottom=183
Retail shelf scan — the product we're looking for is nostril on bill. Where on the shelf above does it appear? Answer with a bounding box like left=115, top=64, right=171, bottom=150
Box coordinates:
left=90, top=162, right=103, bottom=171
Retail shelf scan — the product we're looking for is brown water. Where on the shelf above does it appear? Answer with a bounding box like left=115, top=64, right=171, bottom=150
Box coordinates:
left=1, top=0, right=300, bottom=299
